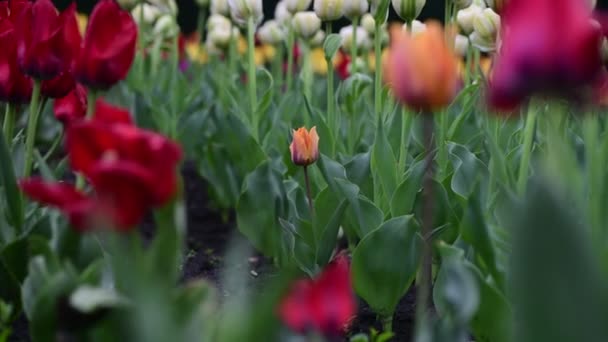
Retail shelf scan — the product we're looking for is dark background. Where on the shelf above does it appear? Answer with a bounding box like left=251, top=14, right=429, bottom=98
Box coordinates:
left=57, top=0, right=608, bottom=34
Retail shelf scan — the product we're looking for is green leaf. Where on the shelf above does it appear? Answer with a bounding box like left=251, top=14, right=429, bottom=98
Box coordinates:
left=335, top=179, right=383, bottom=238
left=323, top=34, right=342, bottom=60
left=371, top=122, right=398, bottom=209
left=316, top=154, right=347, bottom=193
left=0, top=126, right=23, bottom=233
left=0, top=238, right=28, bottom=303
left=352, top=216, right=421, bottom=316
left=345, top=152, right=373, bottom=198
left=373, top=0, right=391, bottom=24
left=236, top=162, right=287, bottom=257
left=448, top=143, right=488, bottom=199
left=390, top=159, right=425, bottom=217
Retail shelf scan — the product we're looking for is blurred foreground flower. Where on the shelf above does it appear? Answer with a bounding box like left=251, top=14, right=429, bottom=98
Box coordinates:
left=384, top=22, right=460, bottom=112
left=279, top=255, right=355, bottom=337
left=76, top=0, right=137, bottom=90
left=54, top=85, right=133, bottom=126
left=488, top=0, right=603, bottom=110
left=290, top=127, right=319, bottom=166
left=0, top=2, right=33, bottom=104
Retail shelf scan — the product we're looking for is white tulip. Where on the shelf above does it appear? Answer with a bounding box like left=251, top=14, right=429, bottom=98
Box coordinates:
left=310, top=30, right=326, bottom=46
left=275, top=1, right=293, bottom=28
left=391, top=0, right=426, bottom=22
left=148, top=0, right=178, bottom=15
left=285, top=0, right=312, bottom=14
left=209, top=26, right=233, bottom=48
left=313, top=0, right=344, bottom=21
left=402, top=19, right=426, bottom=36
left=343, top=0, right=368, bottom=19
left=293, top=11, right=322, bottom=39
left=131, top=4, right=161, bottom=25
left=361, top=13, right=375, bottom=35
left=457, top=4, right=484, bottom=34
left=473, top=8, right=500, bottom=39
left=258, top=20, right=286, bottom=45
left=207, top=14, right=232, bottom=31
left=454, top=34, right=469, bottom=57
left=469, top=31, right=496, bottom=52
left=211, top=0, right=230, bottom=16
left=154, top=14, right=179, bottom=38
left=228, top=0, right=264, bottom=27
left=339, top=25, right=371, bottom=51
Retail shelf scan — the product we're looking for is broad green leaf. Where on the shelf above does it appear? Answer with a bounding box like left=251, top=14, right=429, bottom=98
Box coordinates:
left=323, top=34, right=342, bottom=60
left=0, top=126, right=23, bottom=233
left=371, top=122, right=398, bottom=209
left=390, top=159, right=425, bottom=217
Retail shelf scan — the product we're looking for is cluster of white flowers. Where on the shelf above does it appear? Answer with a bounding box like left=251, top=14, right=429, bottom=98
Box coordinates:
left=131, top=0, right=179, bottom=39
left=455, top=0, right=500, bottom=55
left=205, top=13, right=234, bottom=52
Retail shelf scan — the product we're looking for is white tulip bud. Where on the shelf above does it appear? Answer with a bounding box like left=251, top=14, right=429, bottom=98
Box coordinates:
left=209, top=26, right=233, bottom=48
left=154, top=14, right=179, bottom=37
left=473, top=8, right=500, bottom=39
left=207, top=14, right=232, bottom=31
left=402, top=19, right=426, bottom=36
left=211, top=0, right=230, bottom=16
left=131, top=4, right=161, bottom=25
left=457, top=4, right=483, bottom=34
left=361, top=13, right=375, bottom=35
left=339, top=25, right=371, bottom=51
left=391, top=0, right=426, bottom=22
left=454, top=34, right=469, bottom=57
left=453, top=0, right=472, bottom=9
left=275, top=1, right=293, bottom=27
left=310, top=30, right=326, bottom=46
left=313, top=0, right=344, bottom=21
left=286, top=0, right=312, bottom=14
left=293, top=11, right=322, bottom=39
left=343, top=0, right=368, bottom=19
left=469, top=31, right=496, bottom=52
left=258, top=20, right=286, bottom=45
left=228, top=0, right=264, bottom=27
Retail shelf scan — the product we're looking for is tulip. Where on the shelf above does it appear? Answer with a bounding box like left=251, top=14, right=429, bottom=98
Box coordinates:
left=208, top=14, right=232, bottom=31
left=275, top=1, right=292, bottom=27
left=131, top=3, right=161, bottom=26
left=76, top=0, right=138, bottom=90
left=228, top=0, right=263, bottom=28
left=41, top=71, right=76, bottom=99
left=313, top=0, right=344, bottom=21
left=15, top=0, right=81, bottom=80
left=473, top=7, right=500, bottom=39
left=285, top=0, right=312, bottom=14
left=148, top=0, right=178, bottom=15
left=403, top=19, right=427, bottom=36
left=0, top=15, right=32, bottom=104
left=335, top=50, right=351, bottom=80
left=293, top=11, right=322, bottom=40
left=154, top=14, right=179, bottom=38
left=279, top=255, right=355, bottom=337
left=454, top=0, right=473, bottom=9
left=339, top=25, right=371, bottom=52
left=54, top=84, right=87, bottom=125
left=488, top=0, right=603, bottom=110
left=211, top=0, right=230, bottom=16
left=392, top=0, right=426, bottom=23
left=309, top=30, right=326, bottom=47
left=290, top=126, right=319, bottom=166
left=454, top=34, right=470, bottom=57
left=384, top=22, right=460, bottom=112
left=208, top=26, right=233, bottom=48
left=361, top=13, right=376, bottom=34
left=469, top=30, right=496, bottom=52
left=258, top=20, right=286, bottom=45
left=343, top=0, right=368, bottom=19
left=456, top=4, right=484, bottom=34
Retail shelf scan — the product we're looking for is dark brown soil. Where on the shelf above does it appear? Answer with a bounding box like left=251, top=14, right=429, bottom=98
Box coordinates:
left=9, top=162, right=416, bottom=341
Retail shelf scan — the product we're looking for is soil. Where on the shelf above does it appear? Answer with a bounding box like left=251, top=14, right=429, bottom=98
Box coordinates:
left=9, top=162, right=416, bottom=342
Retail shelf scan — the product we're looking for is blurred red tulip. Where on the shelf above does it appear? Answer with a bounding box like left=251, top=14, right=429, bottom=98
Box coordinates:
left=54, top=84, right=87, bottom=125
left=67, top=122, right=182, bottom=207
left=15, top=0, right=81, bottom=80
left=75, top=0, right=137, bottom=89
left=94, top=99, right=133, bottom=125
left=488, top=0, right=603, bottom=110
left=0, top=16, right=32, bottom=103
left=41, top=70, right=76, bottom=98
left=279, top=255, right=356, bottom=337
left=336, top=50, right=351, bottom=81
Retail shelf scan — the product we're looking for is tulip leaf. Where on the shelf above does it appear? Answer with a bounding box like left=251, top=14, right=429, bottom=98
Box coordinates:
left=390, top=159, right=425, bottom=217
left=0, top=126, right=23, bottom=234
left=373, top=0, right=391, bottom=24
left=313, top=187, right=348, bottom=266
left=0, top=237, right=28, bottom=304
left=323, top=34, right=342, bottom=60
left=371, top=121, right=398, bottom=210
left=316, top=154, right=347, bottom=194
left=345, top=152, right=373, bottom=198
left=352, top=216, right=422, bottom=316
left=448, top=143, right=488, bottom=200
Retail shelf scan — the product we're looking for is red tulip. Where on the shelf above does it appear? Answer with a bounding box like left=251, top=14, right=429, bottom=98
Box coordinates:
left=0, top=16, right=32, bottom=103
left=15, top=0, right=81, bottom=80
left=94, top=99, right=133, bottom=125
left=41, top=70, right=76, bottom=99
left=488, top=0, right=603, bottom=110
left=54, top=84, right=87, bottom=125
left=336, top=50, right=351, bottom=81
left=279, top=255, right=356, bottom=337
left=75, top=0, right=137, bottom=89
left=67, top=122, right=182, bottom=207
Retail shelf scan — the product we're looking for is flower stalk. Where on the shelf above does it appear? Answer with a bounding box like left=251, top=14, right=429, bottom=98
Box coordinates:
left=517, top=104, right=537, bottom=195
left=286, top=28, right=295, bottom=92
left=23, top=80, right=42, bottom=178
left=3, top=104, right=16, bottom=146
left=374, top=20, right=382, bottom=121
left=350, top=16, right=360, bottom=73
left=303, top=165, right=314, bottom=216
left=247, top=16, right=259, bottom=141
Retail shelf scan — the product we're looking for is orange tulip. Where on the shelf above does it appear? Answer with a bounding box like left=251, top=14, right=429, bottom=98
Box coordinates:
left=384, top=21, right=460, bottom=113
left=290, top=127, right=319, bottom=167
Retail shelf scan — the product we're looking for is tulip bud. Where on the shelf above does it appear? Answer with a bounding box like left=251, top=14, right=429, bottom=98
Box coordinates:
left=275, top=1, right=293, bottom=27
left=290, top=127, right=319, bottom=166
left=131, top=3, right=161, bottom=25
left=286, top=0, right=312, bottom=14
left=469, top=30, right=496, bottom=52
left=228, top=0, right=263, bottom=27
left=154, top=14, right=179, bottom=38
left=258, top=20, right=286, bottom=45
left=293, top=11, right=322, bottom=39
left=391, top=0, right=426, bottom=23
left=472, top=7, right=499, bottom=39
left=207, top=14, right=232, bottom=31
left=361, top=13, right=376, bottom=35
left=148, top=0, right=178, bottom=15
left=310, top=30, right=326, bottom=46
left=454, top=34, right=469, bottom=57
left=453, top=0, right=472, bottom=9
left=456, top=4, right=483, bottom=34
left=343, top=0, right=368, bottom=19
left=313, top=0, right=344, bottom=21
left=211, top=0, right=230, bottom=16
left=339, top=25, right=371, bottom=51
left=209, top=26, right=233, bottom=48
left=402, top=20, right=426, bottom=36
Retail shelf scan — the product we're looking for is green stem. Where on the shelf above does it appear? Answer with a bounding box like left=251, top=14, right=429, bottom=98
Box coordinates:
left=3, top=104, right=15, bottom=146
left=302, top=43, right=312, bottom=100
left=382, top=314, right=393, bottom=334
left=437, top=110, right=448, bottom=178
left=228, top=30, right=237, bottom=79
left=85, top=90, right=98, bottom=120
left=23, top=80, right=41, bottom=178
left=247, top=17, right=258, bottom=141
left=272, top=44, right=284, bottom=89
left=325, top=21, right=336, bottom=156
left=303, top=166, right=314, bottom=217
left=286, top=28, right=295, bottom=92
left=374, top=21, right=383, bottom=122
left=398, top=108, right=413, bottom=177
left=350, top=16, right=360, bottom=73
left=517, top=105, right=537, bottom=196
left=196, top=7, right=207, bottom=43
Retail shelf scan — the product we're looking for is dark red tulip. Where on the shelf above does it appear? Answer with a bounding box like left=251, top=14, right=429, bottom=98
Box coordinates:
left=15, top=1, right=81, bottom=80
left=279, top=255, right=356, bottom=337
left=488, top=0, right=603, bottom=110
left=67, top=122, right=182, bottom=207
left=0, top=15, right=32, bottom=104
left=336, top=50, right=351, bottom=81
left=41, top=70, right=76, bottom=98
left=94, top=99, right=133, bottom=125
left=75, top=0, right=137, bottom=89
left=54, top=84, right=87, bottom=125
